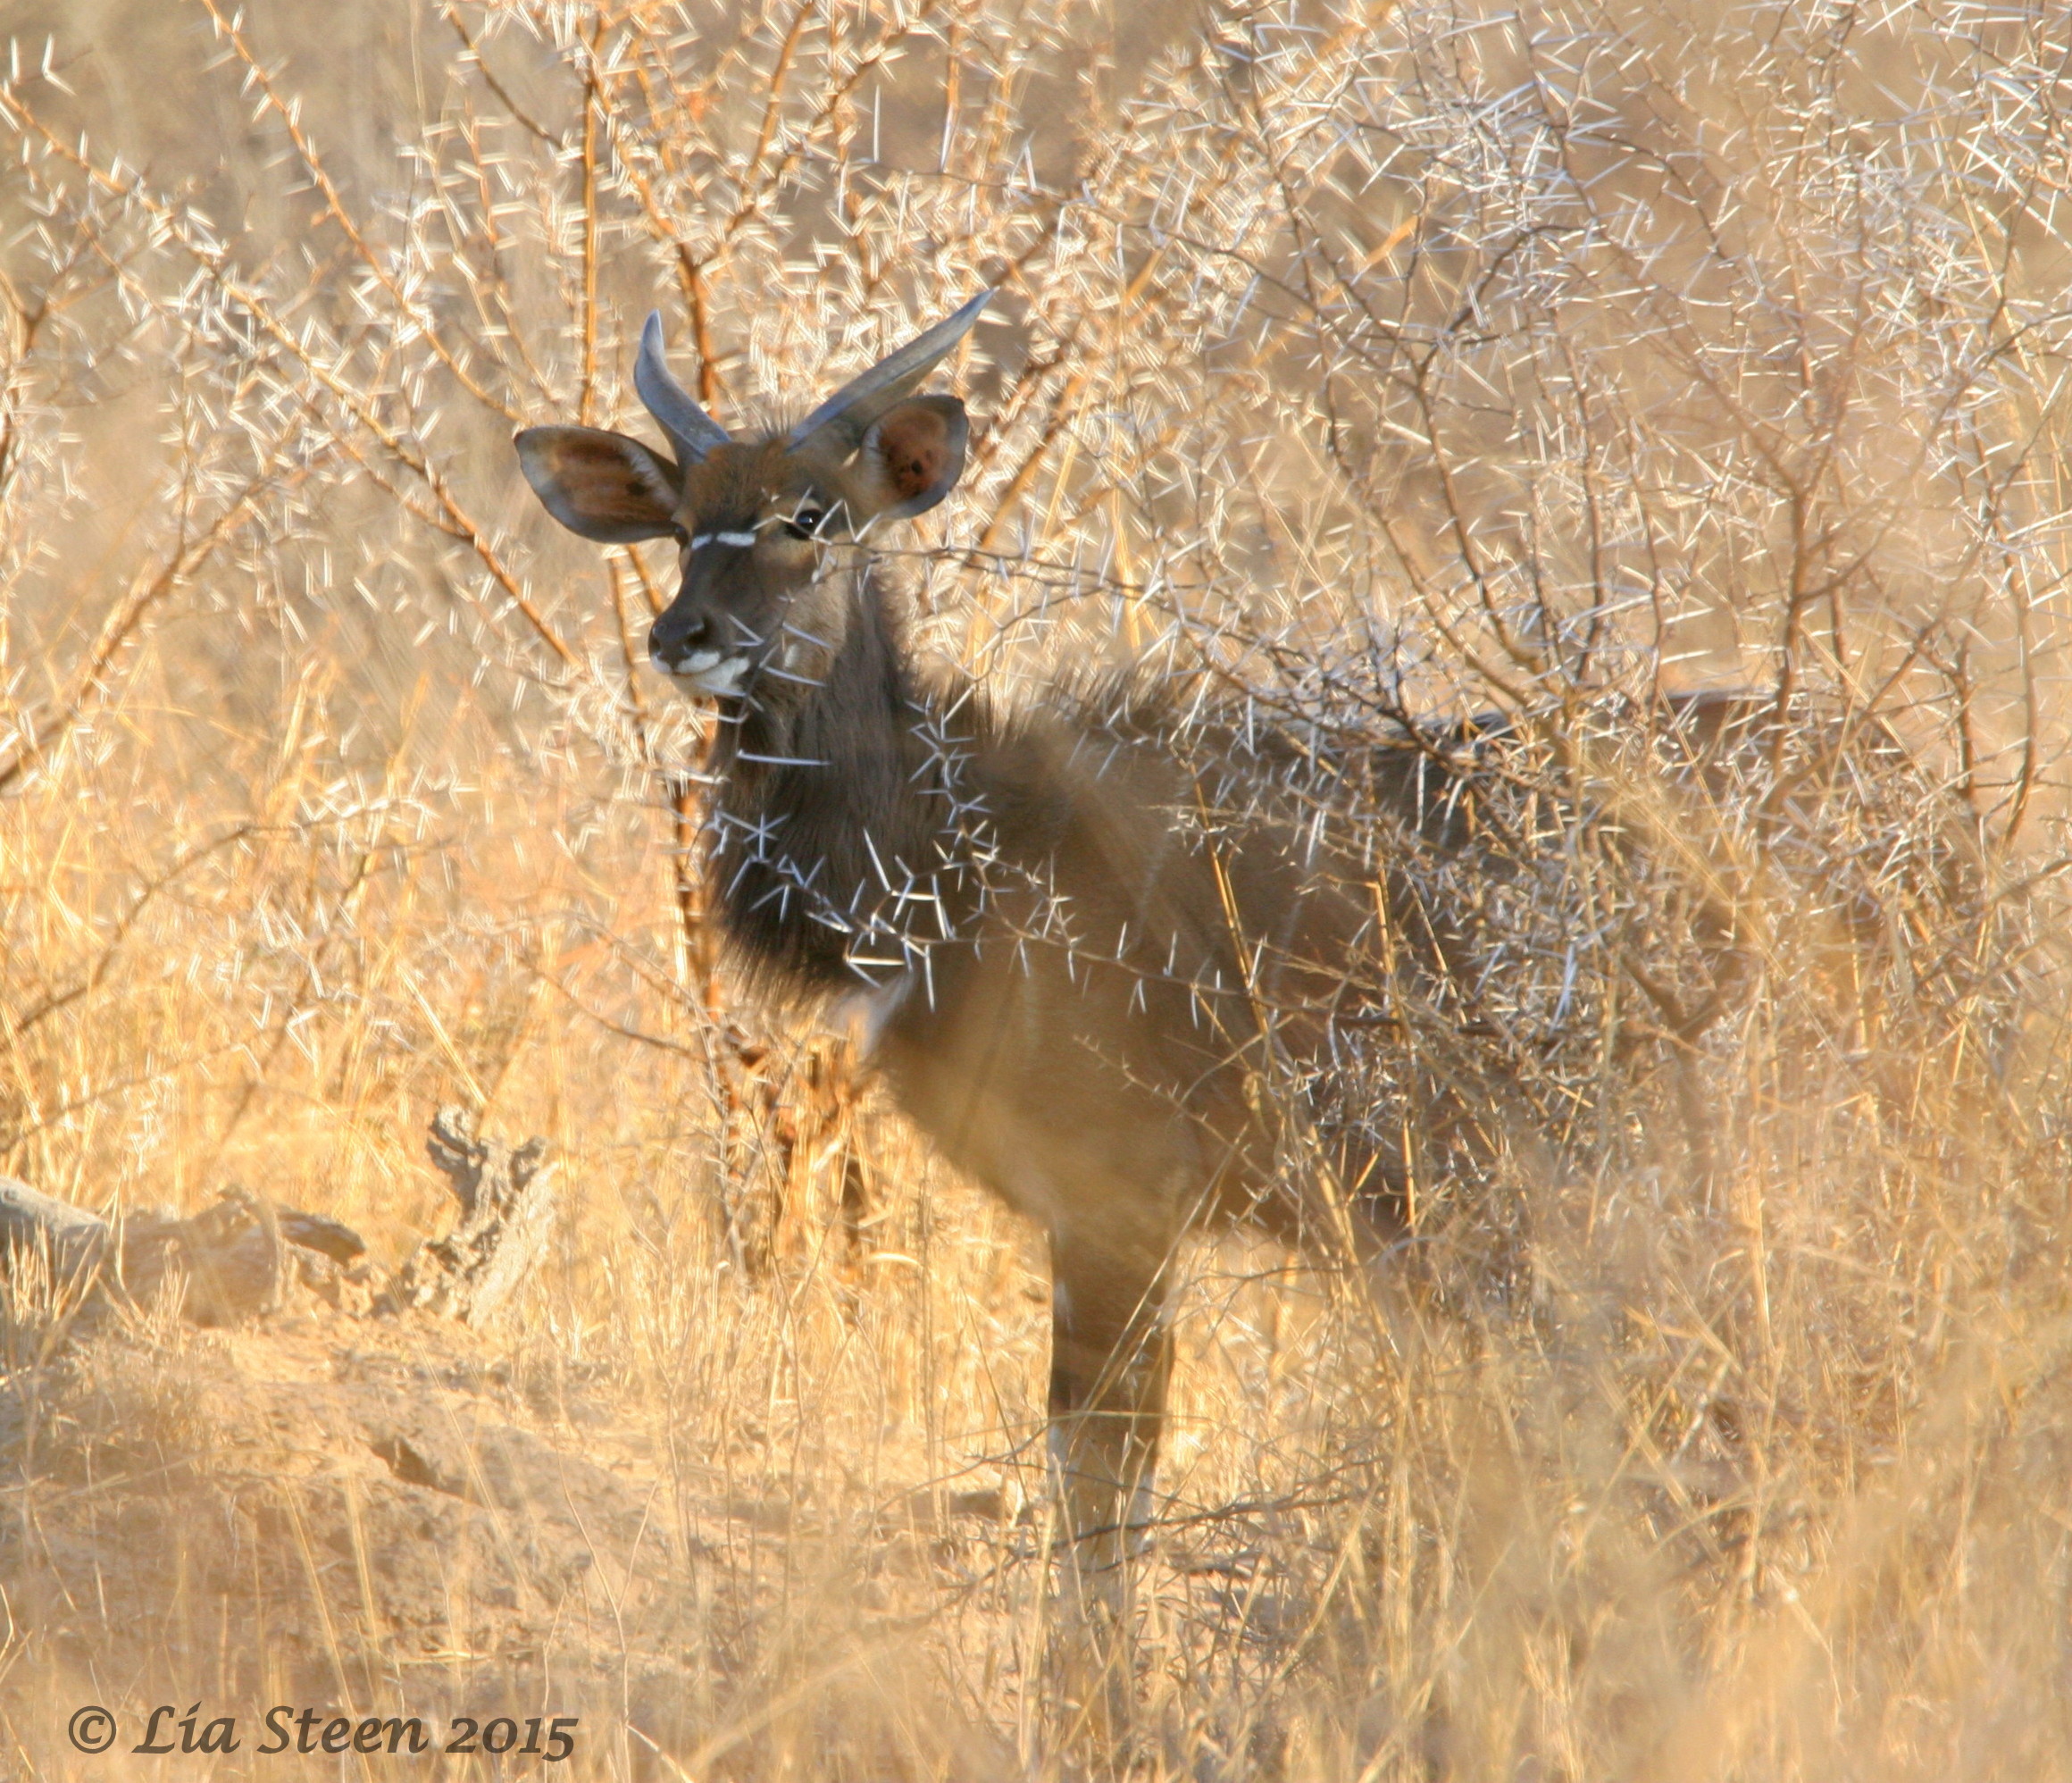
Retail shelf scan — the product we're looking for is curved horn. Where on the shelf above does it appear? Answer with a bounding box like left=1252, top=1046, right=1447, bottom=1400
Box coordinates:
left=788, top=291, right=992, bottom=451
left=635, top=312, right=731, bottom=464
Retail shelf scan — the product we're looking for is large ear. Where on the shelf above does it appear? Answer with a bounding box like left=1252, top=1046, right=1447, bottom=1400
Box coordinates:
left=856, top=396, right=969, bottom=522
left=514, top=425, right=681, bottom=542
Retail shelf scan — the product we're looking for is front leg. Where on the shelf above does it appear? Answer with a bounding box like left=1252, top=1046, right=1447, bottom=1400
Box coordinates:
left=1045, top=1223, right=1176, bottom=1743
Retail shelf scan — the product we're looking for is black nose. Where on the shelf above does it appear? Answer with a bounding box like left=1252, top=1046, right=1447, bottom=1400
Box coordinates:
left=650, top=605, right=708, bottom=659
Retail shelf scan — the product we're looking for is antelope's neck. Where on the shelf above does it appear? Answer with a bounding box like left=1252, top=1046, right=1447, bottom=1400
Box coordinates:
left=705, top=571, right=982, bottom=997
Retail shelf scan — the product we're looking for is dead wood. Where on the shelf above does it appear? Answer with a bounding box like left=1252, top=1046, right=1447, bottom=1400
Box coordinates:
left=0, top=1176, right=113, bottom=1287
left=382, top=1106, right=556, bottom=1327
left=0, top=1109, right=552, bottom=1333
left=0, top=1178, right=372, bottom=1322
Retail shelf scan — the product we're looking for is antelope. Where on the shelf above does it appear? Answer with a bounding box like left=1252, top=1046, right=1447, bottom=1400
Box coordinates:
left=514, top=295, right=1582, bottom=1694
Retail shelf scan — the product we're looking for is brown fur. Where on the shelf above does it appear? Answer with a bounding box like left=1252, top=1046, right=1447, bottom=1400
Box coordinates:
left=517, top=342, right=1490, bottom=1636
left=516, top=319, right=1932, bottom=1729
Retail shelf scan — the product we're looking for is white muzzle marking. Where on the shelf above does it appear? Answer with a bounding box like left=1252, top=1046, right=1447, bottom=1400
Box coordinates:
left=660, top=649, right=752, bottom=698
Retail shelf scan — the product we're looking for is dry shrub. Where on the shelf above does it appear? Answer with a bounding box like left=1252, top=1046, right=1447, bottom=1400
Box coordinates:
left=1, top=1, right=2070, bottom=1778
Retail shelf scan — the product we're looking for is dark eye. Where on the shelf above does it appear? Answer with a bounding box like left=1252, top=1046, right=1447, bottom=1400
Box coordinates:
left=783, top=508, right=826, bottom=541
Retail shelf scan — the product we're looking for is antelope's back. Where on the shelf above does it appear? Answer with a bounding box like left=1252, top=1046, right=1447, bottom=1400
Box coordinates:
left=1029, top=682, right=1993, bottom=1243
left=912, top=680, right=1518, bottom=1240
left=870, top=673, right=1997, bottom=1262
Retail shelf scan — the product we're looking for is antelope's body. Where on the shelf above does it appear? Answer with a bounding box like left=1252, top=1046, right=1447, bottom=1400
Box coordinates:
left=515, top=295, right=1478, bottom=1708
left=705, top=569, right=1449, bottom=1413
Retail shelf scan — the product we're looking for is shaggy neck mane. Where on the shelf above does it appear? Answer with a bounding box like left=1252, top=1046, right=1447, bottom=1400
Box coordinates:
left=704, top=568, right=990, bottom=999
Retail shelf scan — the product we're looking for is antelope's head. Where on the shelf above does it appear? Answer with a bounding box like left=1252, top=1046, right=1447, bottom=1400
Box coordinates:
left=515, top=294, right=988, bottom=699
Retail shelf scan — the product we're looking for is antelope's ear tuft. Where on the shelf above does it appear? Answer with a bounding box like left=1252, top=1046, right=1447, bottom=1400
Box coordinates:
left=857, top=396, right=969, bottom=521
left=515, top=426, right=681, bottom=542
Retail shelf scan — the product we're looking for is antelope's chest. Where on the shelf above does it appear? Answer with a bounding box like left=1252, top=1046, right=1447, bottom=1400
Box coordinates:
left=862, top=950, right=1206, bottom=1235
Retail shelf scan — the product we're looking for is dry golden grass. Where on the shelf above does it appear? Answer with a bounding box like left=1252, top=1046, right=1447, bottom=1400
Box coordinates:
left=3, top=1, right=2072, bottom=1776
